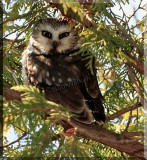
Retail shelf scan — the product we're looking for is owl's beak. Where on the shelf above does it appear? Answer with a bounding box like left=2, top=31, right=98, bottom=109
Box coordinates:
left=53, top=41, right=57, bottom=50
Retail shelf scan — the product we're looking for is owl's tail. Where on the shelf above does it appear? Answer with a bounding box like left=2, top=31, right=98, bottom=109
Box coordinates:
left=90, top=98, right=106, bottom=124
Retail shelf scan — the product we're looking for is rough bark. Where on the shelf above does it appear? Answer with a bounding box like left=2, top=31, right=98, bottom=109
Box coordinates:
left=63, top=119, right=146, bottom=159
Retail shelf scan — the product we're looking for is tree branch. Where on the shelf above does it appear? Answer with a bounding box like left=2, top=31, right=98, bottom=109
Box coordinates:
left=2, top=132, right=27, bottom=148
left=2, top=3, right=50, bottom=25
left=125, top=53, right=145, bottom=74
left=5, top=66, right=20, bottom=86
left=45, top=0, right=93, bottom=27
left=68, top=128, right=77, bottom=156
left=107, top=7, right=144, bottom=56
left=121, top=131, right=144, bottom=138
left=106, top=103, right=142, bottom=122
left=127, top=0, right=142, bottom=23
left=3, top=26, right=26, bottom=39
left=3, top=38, right=25, bottom=42
left=61, top=117, right=146, bottom=159
left=35, top=120, right=59, bottom=157
left=126, top=64, right=144, bottom=106
left=3, top=86, right=145, bottom=159
left=4, top=85, right=23, bottom=101
left=4, top=14, right=39, bottom=58
left=124, top=110, right=132, bottom=132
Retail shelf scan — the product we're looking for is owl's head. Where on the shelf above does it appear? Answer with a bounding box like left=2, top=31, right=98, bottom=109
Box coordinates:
left=29, top=18, right=81, bottom=55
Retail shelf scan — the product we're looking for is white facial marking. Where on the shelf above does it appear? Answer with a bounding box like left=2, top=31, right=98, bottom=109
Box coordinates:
left=58, top=78, right=62, bottom=83
left=38, top=74, right=42, bottom=82
left=30, top=77, right=34, bottom=82
left=27, top=40, right=36, bottom=54
left=52, top=76, right=55, bottom=81
left=67, top=77, right=72, bottom=82
left=28, top=66, right=31, bottom=71
left=46, top=72, right=49, bottom=77
left=46, top=79, right=52, bottom=85
left=33, top=66, right=37, bottom=70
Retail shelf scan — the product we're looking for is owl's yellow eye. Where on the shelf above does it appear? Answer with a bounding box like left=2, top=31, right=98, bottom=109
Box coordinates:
left=59, top=32, right=70, bottom=39
left=42, top=30, right=52, bottom=39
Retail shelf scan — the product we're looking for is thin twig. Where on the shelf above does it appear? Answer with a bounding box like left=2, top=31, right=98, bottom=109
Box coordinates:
left=120, top=110, right=133, bottom=139
left=136, top=107, right=139, bottom=126
left=3, top=37, right=25, bottom=42
left=106, top=102, right=142, bottom=122
left=68, top=127, right=77, bottom=156
left=127, top=1, right=142, bottom=23
left=3, top=26, right=26, bottom=39
left=45, top=0, right=93, bottom=27
left=14, top=125, right=28, bottom=134
left=127, top=64, right=144, bottom=106
left=3, top=14, right=30, bottom=25
left=55, top=135, right=65, bottom=158
left=4, top=14, right=39, bottom=58
left=2, top=132, right=27, bottom=148
left=107, top=7, right=144, bottom=56
left=5, top=66, right=20, bottom=85
left=2, top=4, right=50, bottom=25
left=131, top=21, right=144, bottom=30
left=35, top=119, right=59, bottom=157
left=125, top=110, right=132, bottom=132
left=134, top=71, right=144, bottom=92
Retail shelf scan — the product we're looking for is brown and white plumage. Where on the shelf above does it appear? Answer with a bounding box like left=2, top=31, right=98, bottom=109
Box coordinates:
left=22, top=18, right=106, bottom=124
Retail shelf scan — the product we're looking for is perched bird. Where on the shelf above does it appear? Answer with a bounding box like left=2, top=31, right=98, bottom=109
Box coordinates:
left=22, top=18, right=106, bottom=124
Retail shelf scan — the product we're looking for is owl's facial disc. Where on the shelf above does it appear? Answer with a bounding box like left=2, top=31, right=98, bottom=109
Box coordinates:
left=30, top=18, right=81, bottom=55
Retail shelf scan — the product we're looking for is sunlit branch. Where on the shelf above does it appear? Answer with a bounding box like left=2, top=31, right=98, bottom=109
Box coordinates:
left=45, top=0, right=93, bottom=27
left=107, top=8, right=144, bottom=56
left=68, top=128, right=77, bottom=156
left=2, top=132, right=27, bottom=148
left=3, top=84, right=145, bottom=158
left=125, top=110, right=132, bottom=132
left=131, top=21, right=144, bottom=30
left=55, top=135, right=65, bottom=158
left=127, top=64, right=144, bottom=106
left=127, top=0, right=142, bottom=23
left=2, top=3, right=50, bottom=25
left=3, top=14, right=31, bottom=25
left=125, top=54, right=144, bottom=74
left=106, top=103, right=142, bottom=122
left=134, top=72, right=144, bottom=92
left=4, top=14, right=39, bottom=58
left=120, top=111, right=133, bottom=139
left=60, top=117, right=145, bottom=159
left=5, top=66, right=20, bottom=85
left=35, top=119, right=59, bottom=157
left=124, top=131, right=144, bottom=138
left=3, top=38, right=25, bottom=42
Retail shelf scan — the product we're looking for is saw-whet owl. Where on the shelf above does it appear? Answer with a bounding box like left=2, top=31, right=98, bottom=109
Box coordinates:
left=22, top=18, right=106, bottom=124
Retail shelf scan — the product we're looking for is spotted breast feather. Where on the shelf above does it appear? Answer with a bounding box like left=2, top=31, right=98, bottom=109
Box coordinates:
left=22, top=50, right=106, bottom=124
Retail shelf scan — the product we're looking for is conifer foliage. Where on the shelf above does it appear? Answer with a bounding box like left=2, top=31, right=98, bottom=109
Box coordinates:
left=2, top=0, right=146, bottom=159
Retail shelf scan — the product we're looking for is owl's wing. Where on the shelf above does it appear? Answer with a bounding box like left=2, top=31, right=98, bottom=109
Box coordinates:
left=45, top=85, right=94, bottom=124
left=82, top=62, right=103, bottom=99
left=23, top=51, right=105, bottom=124
left=80, top=56, right=106, bottom=123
